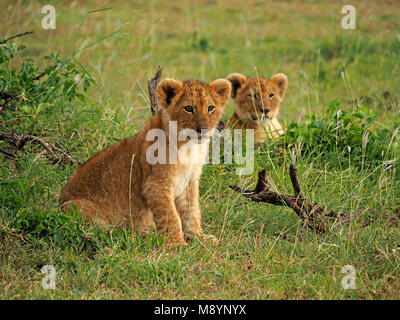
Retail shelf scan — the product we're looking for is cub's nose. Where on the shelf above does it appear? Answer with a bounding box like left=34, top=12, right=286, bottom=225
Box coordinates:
left=260, top=108, right=270, bottom=114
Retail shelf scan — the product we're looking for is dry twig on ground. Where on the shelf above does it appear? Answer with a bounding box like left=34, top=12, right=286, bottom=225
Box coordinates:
left=0, top=131, right=79, bottom=165
left=230, top=164, right=349, bottom=234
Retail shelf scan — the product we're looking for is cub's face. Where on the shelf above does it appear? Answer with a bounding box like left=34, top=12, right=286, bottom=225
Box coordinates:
left=157, top=79, right=231, bottom=139
left=227, top=73, right=288, bottom=122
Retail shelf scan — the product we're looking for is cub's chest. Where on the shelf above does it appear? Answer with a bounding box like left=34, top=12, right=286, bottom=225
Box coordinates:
left=173, top=165, right=200, bottom=197
left=173, top=141, right=209, bottom=196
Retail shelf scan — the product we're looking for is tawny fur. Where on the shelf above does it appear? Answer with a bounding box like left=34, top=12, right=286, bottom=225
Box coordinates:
left=59, top=78, right=231, bottom=246
left=226, top=73, right=288, bottom=143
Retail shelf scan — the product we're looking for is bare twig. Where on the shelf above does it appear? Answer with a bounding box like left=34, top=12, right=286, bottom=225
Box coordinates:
left=0, top=131, right=78, bottom=165
left=0, top=31, right=34, bottom=44
left=289, top=163, right=302, bottom=197
left=230, top=165, right=347, bottom=234
left=33, top=66, right=56, bottom=81
left=33, top=72, right=47, bottom=81
left=0, top=132, right=56, bottom=156
left=0, top=92, right=17, bottom=101
left=0, top=148, right=15, bottom=160
left=254, top=169, right=268, bottom=193
left=147, top=65, right=162, bottom=115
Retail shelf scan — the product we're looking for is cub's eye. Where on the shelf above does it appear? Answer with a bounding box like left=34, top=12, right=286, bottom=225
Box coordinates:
left=269, top=93, right=275, bottom=99
left=208, top=105, right=215, bottom=113
left=183, top=105, right=194, bottom=113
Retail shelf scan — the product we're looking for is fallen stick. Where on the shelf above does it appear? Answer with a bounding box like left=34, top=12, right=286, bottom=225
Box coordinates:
left=147, top=65, right=162, bottom=115
left=0, top=148, right=15, bottom=160
left=0, top=131, right=78, bottom=165
left=229, top=164, right=347, bottom=234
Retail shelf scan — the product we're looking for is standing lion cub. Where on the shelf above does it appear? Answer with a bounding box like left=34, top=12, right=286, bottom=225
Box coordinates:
left=226, top=73, right=288, bottom=143
left=59, top=78, right=231, bottom=246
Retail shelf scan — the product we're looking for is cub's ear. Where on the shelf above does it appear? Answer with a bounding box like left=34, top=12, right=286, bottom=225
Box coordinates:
left=210, top=79, right=231, bottom=105
left=226, top=73, right=247, bottom=98
left=157, top=79, right=184, bottom=109
left=270, top=73, right=288, bottom=99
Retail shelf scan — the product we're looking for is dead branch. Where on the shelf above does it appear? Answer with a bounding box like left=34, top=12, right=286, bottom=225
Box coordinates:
left=289, top=164, right=302, bottom=197
left=0, top=91, right=17, bottom=101
left=0, top=131, right=78, bottom=165
left=0, top=148, right=15, bottom=160
left=33, top=66, right=57, bottom=81
left=229, top=164, right=347, bottom=234
left=147, top=65, right=162, bottom=115
left=0, top=31, right=34, bottom=44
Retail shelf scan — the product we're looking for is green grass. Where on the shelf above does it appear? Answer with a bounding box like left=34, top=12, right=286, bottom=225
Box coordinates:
left=1, top=0, right=399, bottom=299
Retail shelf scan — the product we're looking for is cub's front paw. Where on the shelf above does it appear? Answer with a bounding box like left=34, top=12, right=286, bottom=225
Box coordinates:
left=164, top=235, right=187, bottom=247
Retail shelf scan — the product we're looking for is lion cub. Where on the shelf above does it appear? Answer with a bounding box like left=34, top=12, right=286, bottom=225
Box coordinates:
left=59, top=78, right=231, bottom=246
left=226, top=73, right=288, bottom=143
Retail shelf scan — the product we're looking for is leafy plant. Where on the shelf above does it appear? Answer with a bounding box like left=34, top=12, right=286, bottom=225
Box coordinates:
left=0, top=39, right=101, bottom=251
left=281, top=98, right=399, bottom=168
left=0, top=41, right=95, bottom=130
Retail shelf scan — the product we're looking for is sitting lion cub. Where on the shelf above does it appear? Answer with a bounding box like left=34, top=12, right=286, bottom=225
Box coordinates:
left=226, top=73, right=288, bottom=143
left=59, top=78, right=231, bottom=246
